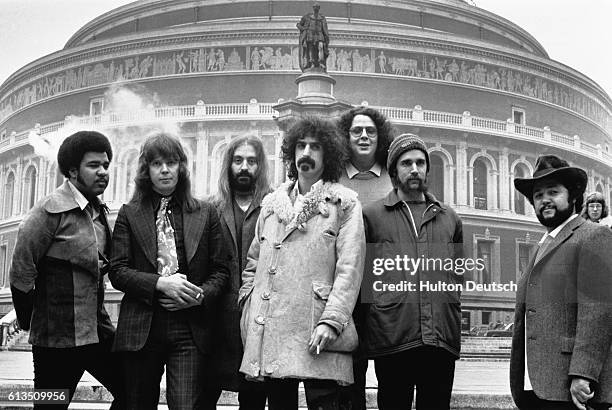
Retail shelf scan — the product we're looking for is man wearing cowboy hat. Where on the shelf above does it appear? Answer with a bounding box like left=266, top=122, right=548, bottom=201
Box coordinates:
left=511, top=154, right=612, bottom=410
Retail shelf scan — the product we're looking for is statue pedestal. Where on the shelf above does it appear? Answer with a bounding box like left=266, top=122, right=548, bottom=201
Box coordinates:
left=295, top=70, right=336, bottom=103
left=273, top=69, right=352, bottom=131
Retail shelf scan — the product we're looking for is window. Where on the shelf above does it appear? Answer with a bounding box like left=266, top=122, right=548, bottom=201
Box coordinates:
left=0, top=130, right=6, bottom=141
left=481, top=311, right=491, bottom=326
left=513, top=165, right=529, bottom=215
left=4, top=172, right=15, bottom=218
left=90, top=97, right=104, bottom=116
left=24, top=166, right=37, bottom=210
left=429, top=154, right=444, bottom=202
left=517, top=242, right=537, bottom=279
left=477, top=241, right=492, bottom=284
left=0, top=245, right=6, bottom=288
left=473, top=159, right=487, bottom=210
left=512, top=107, right=525, bottom=125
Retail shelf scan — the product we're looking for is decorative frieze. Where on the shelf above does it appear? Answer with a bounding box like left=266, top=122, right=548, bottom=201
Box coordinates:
left=1, top=40, right=609, bottom=130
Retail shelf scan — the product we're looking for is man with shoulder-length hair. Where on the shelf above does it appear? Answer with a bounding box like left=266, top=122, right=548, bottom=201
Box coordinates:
left=10, top=130, right=125, bottom=409
left=109, top=133, right=229, bottom=409
left=511, top=155, right=612, bottom=410
left=337, top=106, right=395, bottom=410
left=238, top=116, right=365, bottom=409
left=337, top=106, right=394, bottom=208
left=204, top=135, right=272, bottom=409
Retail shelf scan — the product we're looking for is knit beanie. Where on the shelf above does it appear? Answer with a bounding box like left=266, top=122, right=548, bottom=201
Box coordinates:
left=387, top=133, right=430, bottom=175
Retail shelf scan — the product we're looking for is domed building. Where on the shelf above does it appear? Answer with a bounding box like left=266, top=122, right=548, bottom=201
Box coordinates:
left=0, top=0, right=610, bottom=330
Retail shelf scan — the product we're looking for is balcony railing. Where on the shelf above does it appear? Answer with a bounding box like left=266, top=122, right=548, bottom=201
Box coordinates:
left=1, top=102, right=610, bottom=167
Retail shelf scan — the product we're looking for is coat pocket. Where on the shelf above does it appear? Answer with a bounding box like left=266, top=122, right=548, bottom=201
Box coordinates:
left=239, top=292, right=253, bottom=346
left=311, top=282, right=358, bottom=353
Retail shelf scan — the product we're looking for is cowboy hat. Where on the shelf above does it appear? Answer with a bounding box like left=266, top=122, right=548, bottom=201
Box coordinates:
left=514, top=154, right=587, bottom=201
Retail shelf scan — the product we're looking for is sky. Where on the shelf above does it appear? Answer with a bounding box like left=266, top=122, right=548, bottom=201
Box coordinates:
left=0, top=0, right=611, bottom=98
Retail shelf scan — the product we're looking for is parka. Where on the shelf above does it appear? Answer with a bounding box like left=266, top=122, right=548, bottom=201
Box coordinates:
left=361, top=189, right=464, bottom=358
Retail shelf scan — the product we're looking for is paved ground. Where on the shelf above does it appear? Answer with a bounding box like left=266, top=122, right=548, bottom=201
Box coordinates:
left=0, top=351, right=512, bottom=408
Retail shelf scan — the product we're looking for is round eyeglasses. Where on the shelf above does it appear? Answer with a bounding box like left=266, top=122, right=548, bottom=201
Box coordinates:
left=349, top=126, right=377, bottom=138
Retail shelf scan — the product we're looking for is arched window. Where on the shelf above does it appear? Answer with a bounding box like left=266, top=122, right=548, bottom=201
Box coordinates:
left=24, top=166, right=37, bottom=210
left=4, top=172, right=15, bottom=218
left=596, top=183, right=604, bottom=194
left=513, top=165, right=528, bottom=215
left=473, top=159, right=487, bottom=210
left=429, top=154, right=444, bottom=202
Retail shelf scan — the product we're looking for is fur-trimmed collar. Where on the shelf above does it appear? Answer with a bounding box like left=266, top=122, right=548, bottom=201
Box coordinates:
left=261, top=180, right=357, bottom=231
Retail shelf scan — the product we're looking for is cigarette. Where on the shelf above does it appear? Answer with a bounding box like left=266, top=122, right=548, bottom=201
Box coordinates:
left=317, top=345, right=320, bottom=355
left=196, top=292, right=201, bottom=299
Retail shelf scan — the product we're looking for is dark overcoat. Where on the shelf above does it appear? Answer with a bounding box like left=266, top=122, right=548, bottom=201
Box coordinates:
left=211, top=197, right=263, bottom=391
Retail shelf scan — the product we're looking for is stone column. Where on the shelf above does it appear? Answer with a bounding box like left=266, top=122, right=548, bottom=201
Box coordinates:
left=0, top=166, right=5, bottom=217
left=489, top=169, right=499, bottom=210
left=498, top=149, right=509, bottom=211
left=456, top=141, right=468, bottom=207
left=15, top=160, right=24, bottom=215
left=195, top=122, right=208, bottom=197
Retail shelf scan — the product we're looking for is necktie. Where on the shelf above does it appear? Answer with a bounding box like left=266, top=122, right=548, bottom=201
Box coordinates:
left=156, top=197, right=179, bottom=276
left=534, top=234, right=553, bottom=264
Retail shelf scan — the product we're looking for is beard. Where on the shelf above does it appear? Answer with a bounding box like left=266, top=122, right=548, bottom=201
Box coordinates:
left=398, top=176, right=428, bottom=195
left=230, top=170, right=255, bottom=192
left=535, top=202, right=575, bottom=228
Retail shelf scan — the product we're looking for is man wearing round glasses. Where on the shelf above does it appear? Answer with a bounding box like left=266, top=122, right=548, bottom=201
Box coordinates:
left=580, top=192, right=612, bottom=227
left=337, top=106, right=395, bottom=410
left=338, top=106, right=395, bottom=209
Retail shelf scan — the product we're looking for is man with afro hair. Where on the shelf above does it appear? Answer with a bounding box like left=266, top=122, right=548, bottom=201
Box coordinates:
left=10, top=130, right=125, bottom=409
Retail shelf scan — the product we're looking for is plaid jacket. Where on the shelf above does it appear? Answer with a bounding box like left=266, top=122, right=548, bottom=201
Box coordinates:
left=109, top=197, right=229, bottom=353
left=10, top=181, right=114, bottom=347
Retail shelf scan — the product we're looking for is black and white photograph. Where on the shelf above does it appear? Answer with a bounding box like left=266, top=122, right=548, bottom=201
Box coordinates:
left=0, top=0, right=611, bottom=409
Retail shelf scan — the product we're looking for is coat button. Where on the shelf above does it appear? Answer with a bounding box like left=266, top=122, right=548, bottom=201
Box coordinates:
left=274, top=242, right=282, bottom=249
left=268, top=267, right=277, bottom=275
left=255, top=316, right=265, bottom=325
left=261, top=292, right=270, bottom=300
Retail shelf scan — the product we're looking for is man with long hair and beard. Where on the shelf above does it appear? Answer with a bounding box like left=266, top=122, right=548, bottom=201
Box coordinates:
left=203, top=136, right=272, bottom=409
left=361, top=134, right=463, bottom=410
left=510, top=155, right=612, bottom=410
left=109, top=133, right=229, bottom=409
left=238, top=117, right=365, bottom=409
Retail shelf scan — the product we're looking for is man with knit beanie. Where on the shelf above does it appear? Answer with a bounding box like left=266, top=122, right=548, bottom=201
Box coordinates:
left=361, top=134, right=464, bottom=410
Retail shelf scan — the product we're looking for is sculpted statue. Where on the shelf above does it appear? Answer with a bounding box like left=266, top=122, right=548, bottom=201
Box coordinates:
left=296, top=3, right=329, bottom=71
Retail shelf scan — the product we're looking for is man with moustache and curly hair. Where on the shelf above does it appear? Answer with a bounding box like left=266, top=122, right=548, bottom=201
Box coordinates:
left=238, top=116, right=365, bottom=409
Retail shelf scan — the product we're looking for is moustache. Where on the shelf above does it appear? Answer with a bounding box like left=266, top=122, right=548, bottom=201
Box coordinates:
left=297, top=157, right=316, bottom=169
left=236, top=170, right=252, bottom=178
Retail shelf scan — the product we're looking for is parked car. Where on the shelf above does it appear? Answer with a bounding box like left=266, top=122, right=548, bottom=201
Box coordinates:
left=469, top=325, right=490, bottom=336
left=485, top=323, right=514, bottom=337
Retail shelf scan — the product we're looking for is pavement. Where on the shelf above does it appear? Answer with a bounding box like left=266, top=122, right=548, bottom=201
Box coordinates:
left=0, top=350, right=516, bottom=409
